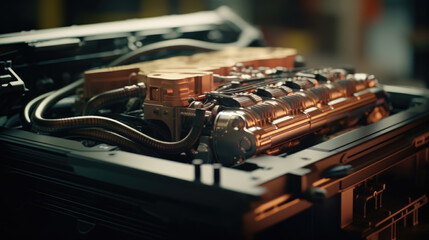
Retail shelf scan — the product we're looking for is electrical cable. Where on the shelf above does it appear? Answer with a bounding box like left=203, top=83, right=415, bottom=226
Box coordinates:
left=109, top=35, right=258, bottom=66
left=23, top=91, right=55, bottom=127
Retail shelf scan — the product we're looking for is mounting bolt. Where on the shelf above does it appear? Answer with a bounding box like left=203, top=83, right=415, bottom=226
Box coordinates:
left=193, top=159, right=203, bottom=182
left=213, top=163, right=221, bottom=185
left=305, top=187, right=327, bottom=203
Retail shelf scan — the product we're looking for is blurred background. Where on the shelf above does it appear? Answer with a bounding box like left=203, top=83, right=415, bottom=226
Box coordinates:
left=1, top=0, right=428, bottom=88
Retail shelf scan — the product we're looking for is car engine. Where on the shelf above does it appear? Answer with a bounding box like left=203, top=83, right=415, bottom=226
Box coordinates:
left=1, top=7, right=428, bottom=240
left=24, top=47, right=390, bottom=167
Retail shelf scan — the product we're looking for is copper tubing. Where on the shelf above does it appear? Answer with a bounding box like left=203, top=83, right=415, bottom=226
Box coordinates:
left=32, top=78, right=206, bottom=153
left=83, top=83, right=146, bottom=115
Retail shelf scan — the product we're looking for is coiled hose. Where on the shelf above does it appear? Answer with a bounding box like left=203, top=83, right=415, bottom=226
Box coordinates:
left=31, top=78, right=206, bottom=153
left=22, top=90, right=145, bottom=153
left=83, top=82, right=146, bottom=115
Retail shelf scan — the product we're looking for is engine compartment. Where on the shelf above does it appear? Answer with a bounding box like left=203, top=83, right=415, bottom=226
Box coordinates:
left=1, top=8, right=429, bottom=239
left=20, top=47, right=390, bottom=168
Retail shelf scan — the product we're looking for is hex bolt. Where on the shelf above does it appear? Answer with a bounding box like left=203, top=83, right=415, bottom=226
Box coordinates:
left=192, top=159, right=203, bottom=182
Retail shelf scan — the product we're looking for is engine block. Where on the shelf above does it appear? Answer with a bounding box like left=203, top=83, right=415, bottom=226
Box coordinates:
left=83, top=47, right=390, bottom=166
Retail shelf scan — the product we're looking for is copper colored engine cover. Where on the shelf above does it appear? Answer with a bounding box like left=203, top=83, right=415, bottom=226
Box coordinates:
left=84, top=47, right=297, bottom=106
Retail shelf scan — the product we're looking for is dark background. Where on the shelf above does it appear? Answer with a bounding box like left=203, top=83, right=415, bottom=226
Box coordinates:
left=1, top=0, right=428, bottom=88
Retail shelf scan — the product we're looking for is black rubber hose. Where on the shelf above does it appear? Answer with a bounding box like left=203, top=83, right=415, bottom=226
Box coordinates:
left=32, top=79, right=205, bottom=153
left=33, top=110, right=205, bottom=153
left=24, top=90, right=146, bottom=153
left=59, top=128, right=144, bottom=154
left=83, top=83, right=146, bottom=115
